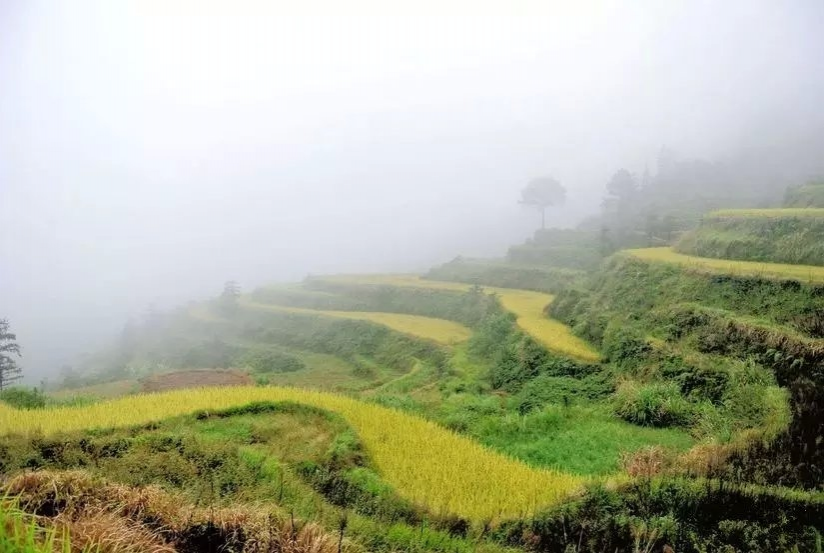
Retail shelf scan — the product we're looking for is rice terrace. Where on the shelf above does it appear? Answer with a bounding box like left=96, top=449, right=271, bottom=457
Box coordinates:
left=3, top=4, right=824, bottom=553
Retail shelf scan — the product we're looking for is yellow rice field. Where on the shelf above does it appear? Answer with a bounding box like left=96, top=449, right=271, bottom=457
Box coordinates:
left=0, top=386, right=583, bottom=521
left=312, top=275, right=601, bottom=362
left=626, top=247, right=824, bottom=284
left=240, top=299, right=471, bottom=345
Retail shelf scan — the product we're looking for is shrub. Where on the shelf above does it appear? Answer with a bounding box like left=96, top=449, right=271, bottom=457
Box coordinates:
left=613, top=381, right=695, bottom=427
left=493, top=478, right=824, bottom=553
left=514, top=372, right=614, bottom=413
left=0, top=388, right=46, bottom=410
left=601, top=323, right=652, bottom=367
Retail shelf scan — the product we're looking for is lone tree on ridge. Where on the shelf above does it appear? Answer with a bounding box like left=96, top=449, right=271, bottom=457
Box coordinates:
left=519, top=176, right=567, bottom=230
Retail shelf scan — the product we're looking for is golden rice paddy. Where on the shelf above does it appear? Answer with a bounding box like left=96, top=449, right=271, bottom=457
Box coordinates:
left=240, top=299, right=471, bottom=345
left=311, top=274, right=601, bottom=362
left=0, top=387, right=583, bottom=521
left=626, top=247, right=824, bottom=284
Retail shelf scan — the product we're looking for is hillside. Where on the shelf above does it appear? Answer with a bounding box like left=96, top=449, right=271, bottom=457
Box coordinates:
left=4, top=208, right=824, bottom=552
left=675, top=208, right=824, bottom=266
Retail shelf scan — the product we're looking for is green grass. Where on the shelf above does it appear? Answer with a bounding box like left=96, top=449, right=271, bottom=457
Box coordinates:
left=265, top=351, right=388, bottom=391
left=0, top=496, right=67, bottom=553
left=472, top=405, right=693, bottom=475
left=434, top=399, right=693, bottom=476
left=425, top=257, right=585, bottom=294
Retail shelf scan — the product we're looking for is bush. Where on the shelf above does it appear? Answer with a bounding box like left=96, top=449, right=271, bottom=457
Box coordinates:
left=613, top=381, right=695, bottom=427
left=659, top=357, right=730, bottom=404
left=601, top=323, right=652, bottom=367
left=514, top=373, right=614, bottom=413
left=0, top=387, right=46, bottom=409
left=493, top=478, right=824, bottom=553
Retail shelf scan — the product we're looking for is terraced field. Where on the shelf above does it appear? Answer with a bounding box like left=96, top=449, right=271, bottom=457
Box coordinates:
left=312, top=274, right=601, bottom=362
left=0, top=387, right=583, bottom=521
left=708, top=208, right=824, bottom=218
left=627, top=247, right=824, bottom=283
left=239, top=298, right=471, bottom=345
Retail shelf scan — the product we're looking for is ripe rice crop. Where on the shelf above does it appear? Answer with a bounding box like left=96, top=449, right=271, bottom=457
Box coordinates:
left=0, top=387, right=583, bottom=521
left=240, top=300, right=471, bottom=345
left=626, top=247, right=824, bottom=284
left=312, top=275, right=601, bottom=362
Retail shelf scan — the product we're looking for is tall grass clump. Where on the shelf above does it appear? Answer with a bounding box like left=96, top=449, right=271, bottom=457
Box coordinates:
left=0, top=495, right=65, bottom=553
left=613, top=381, right=695, bottom=428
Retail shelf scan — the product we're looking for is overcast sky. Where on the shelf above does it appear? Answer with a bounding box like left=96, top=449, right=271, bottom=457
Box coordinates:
left=2, top=0, right=823, bottom=379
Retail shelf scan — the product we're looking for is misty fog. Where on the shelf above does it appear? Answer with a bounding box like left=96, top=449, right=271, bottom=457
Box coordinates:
left=2, top=0, right=823, bottom=381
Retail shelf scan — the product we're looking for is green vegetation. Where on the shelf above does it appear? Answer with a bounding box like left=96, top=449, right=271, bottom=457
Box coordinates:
left=307, top=275, right=600, bottom=361
left=299, top=277, right=500, bottom=327
left=676, top=208, right=824, bottom=265
left=0, top=387, right=47, bottom=409
left=441, top=402, right=693, bottom=475
left=425, top=257, right=585, bottom=294
left=628, top=246, right=824, bottom=283
left=506, top=228, right=603, bottom=269
left=784, top=179, right=824, bottom=208
left=20, top=202, right=824, bottom=551
left=495, top=478, right=824, bottom=553
left=0, top=495, right=66, bottom=553
left=241, top=300, right=473, bottom=345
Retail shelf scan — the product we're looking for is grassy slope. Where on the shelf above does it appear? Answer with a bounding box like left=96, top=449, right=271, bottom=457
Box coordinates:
left=312, top=275, right=600, bottom=362
left=552, top=252, right=802, bottom=450
left=627, top=247, right=824, bottom=283
left=675, top=209, right=824, bottom=266
left=446, top=403, right=694, bottom=475
left=0, top=386, right=584, bottom=521
left=239, top=299, right=472, bottom=345
left=709, top=208, right=824, bottom=218
left=424, top=257, right=585, bottom=294
left=784, top=181, right=824, bottom=208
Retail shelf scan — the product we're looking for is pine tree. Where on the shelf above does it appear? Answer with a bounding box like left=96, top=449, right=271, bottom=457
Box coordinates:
left=0, top=319, right=22, bottom=390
